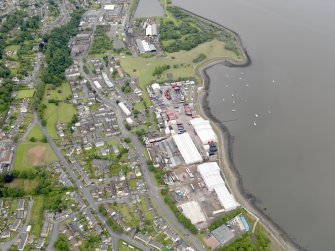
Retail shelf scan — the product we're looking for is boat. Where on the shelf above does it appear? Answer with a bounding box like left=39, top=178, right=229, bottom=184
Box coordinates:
left=232, top=109, right=236, bottom=112
left=255, top=114, right=259, bottom=118
left=253, top=121, right=257, bottom=126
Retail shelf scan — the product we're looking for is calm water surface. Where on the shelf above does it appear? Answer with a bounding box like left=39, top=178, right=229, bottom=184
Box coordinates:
left=134, top=0, right=164, bottom=18
left=173, top=0, right=335, bottom=250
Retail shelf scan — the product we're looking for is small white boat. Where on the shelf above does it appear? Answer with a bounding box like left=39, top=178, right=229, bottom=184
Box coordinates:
left=272, top=80, right=275, bottom=83
left=253, top=121, right=257, bottom=126
left=222, top=98, right=225, bottom=102
left=255, top=114, right=259, bottom=118
left=232, top=100, right=235, bottom=104
left=232, top=109, right=236, bottom=112
left=232, top=94, right=234, bottom=97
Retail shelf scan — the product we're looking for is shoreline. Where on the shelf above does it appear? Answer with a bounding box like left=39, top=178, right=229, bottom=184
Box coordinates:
left=197, top=61, right=300, bottom=251
left=180, top=7, right=302, bottom=251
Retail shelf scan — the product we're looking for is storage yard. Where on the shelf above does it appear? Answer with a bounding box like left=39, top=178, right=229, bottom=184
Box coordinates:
left=146, top=81, right=239, bottom=230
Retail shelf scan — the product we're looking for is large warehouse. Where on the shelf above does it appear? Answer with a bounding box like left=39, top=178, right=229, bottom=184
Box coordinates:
left=136, top=39, right=157, bottom=54
left=179, top=201, right=206, bottom=224
left=173, top=133, right=203, bottom=165
left=190, top=118, right=217, bottom=146
left=197, top=162, right=239, bottom=212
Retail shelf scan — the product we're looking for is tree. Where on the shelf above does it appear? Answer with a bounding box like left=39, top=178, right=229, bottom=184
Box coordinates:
left=54, top=235, right=70, bottom=251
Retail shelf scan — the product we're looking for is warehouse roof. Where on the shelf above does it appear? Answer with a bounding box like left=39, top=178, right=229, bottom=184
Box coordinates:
left=212, top=224, right=235, bottom=245
left=197, top=162, right=239, bottom=211
left=104, top=4, right=115, bottom=10
left=173, top=133, right=203, bottom=165
left=190, top=118, right=217, bottom=145
left=179, top=201, right=206, bottom=224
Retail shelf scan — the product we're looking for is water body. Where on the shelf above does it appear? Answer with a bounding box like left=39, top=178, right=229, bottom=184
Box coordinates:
left=134, top=0, right=164, bottom=18
left=173, top=0, right=335, bottom=250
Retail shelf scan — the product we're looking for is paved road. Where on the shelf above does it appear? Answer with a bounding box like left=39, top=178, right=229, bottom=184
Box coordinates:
left=78, top=61, right=205, bottom=250
left=0, top=199, right=33, bottom=251
left=46, top=212, right=78, bottom=251
left=35, top=113, right=149, bottom=251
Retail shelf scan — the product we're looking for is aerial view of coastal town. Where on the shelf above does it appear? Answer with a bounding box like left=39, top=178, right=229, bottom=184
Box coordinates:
left=1, top=0, right=333, bottom=250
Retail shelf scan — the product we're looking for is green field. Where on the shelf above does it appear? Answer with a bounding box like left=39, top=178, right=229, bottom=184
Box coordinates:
left=26, top=125, right=44, bottom=141
left=16, top=89, right=35, bottom=99
left=13, top=142, right=58, bottom=171
left=45, top=83, right=72, bottom=100
left=29, top=196, right=45, bottom=237
left=120, top=40, right=241, bottom=97
left=43, top=83, right=76, bottom=139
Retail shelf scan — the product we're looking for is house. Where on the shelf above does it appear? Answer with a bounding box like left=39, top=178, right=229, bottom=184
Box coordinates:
left=134, top=233, right=150, bottom=245
left=10, top=219, right=21, bottom=231
left=36, top=238, right=45, bottom=249
left=149, top=240, right=163, bottom=250
left=40, top=221, right=51, bottom=237
left=0, top=231, right=10, bottom=239
left=18, top=232, right=28, bottom=251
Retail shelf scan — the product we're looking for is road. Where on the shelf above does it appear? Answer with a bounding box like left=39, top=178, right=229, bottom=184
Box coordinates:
left=78, top=61, right=205, bottom=250
left=0, top=199, right=33, bottom=251
left=46, top=212, right=78, bottom=251
left=35, top=113, right=149, bottom=251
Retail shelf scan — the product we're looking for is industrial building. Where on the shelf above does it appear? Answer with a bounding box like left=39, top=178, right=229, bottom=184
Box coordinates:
left=197, top=162, right=238, bottom=212
left=211, top=224, right=235, bottom=245
left=136, top=39, right=157, bottom=54
left=104, top=4, right=115, bottom=10
left=146, top=24, right=158, bottom=36
left=118, top=102, right=131, bottom=116
left=93, top=81, right=102, bottom=90
left=173, top=133, right=203, bottom=165
left=190, top=118, right=217, bottom=146
left=179, top=201, right=206, bottom=224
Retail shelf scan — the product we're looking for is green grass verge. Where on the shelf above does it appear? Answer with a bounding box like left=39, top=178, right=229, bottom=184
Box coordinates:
left=29, top=196, right=45, bottom=237
left=26, top=125, right=44, bottom=141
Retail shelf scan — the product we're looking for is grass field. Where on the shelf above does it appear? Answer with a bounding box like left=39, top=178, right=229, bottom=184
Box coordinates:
left=45, top=83, right=72, bottom=100
left=16, top=89, right=35, bottom=99
left=26, top=125, right=44, bottom=141
left=43, top=83, right=76, bottom=139
left=13, top=142, right=58, bottom=171
left=120, top=40, right=241, bottom=92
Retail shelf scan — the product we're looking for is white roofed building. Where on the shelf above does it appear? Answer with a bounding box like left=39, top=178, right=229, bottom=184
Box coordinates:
left=173, top=133, right=203, bottom=165
left=146, top=24, right=158, bottom=36
left=104, top=4, right=115, bottom=10
left=197, top=162, right=239, bottom=212
left=190, top=118, right=217, bottom=146
left=179, top=201, right=206, bottom=224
